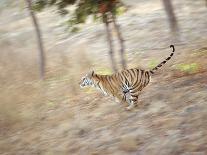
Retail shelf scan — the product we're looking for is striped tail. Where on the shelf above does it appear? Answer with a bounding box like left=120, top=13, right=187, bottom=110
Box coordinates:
left=150, top=45, right=175, bottom=74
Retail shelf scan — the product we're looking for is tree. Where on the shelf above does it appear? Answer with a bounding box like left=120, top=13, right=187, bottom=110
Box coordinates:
left=162, top=0, right=179, bottom=33
left=99, top=0, right=127, bottom=71
left=32, top=0, right=127, bottom=72
left=111, top=13, right=126, bottom=69
left=103, top=13, right=117, bottom=72
left=25, top=0, right=46, bottom=79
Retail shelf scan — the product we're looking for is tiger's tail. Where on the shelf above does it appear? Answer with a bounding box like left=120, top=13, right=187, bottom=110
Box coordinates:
left=149, top=45, right=175, bottom=74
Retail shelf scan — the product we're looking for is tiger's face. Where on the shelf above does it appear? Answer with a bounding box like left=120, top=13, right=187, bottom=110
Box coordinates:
left=80, top=71, right=95, bottom=88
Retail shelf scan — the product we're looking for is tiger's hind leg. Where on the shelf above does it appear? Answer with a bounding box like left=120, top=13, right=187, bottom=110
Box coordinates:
left=125, top=91, right=141, bottom=110
left=114, top=93, right=128, bottom=107
left=124, top=93, right=136, bottom=110
left=126, top=98, right=138, bottom=110
left=126, top=101, right=135, bottom=110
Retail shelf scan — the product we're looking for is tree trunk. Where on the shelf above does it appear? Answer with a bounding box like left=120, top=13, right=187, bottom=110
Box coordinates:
left=162, top=0, right=178, bottom=33
left=25, top=0, right=45, bottom=80
left=111, top=14, right=127, bottom=69
left=103, top=14, right=117, bottom=72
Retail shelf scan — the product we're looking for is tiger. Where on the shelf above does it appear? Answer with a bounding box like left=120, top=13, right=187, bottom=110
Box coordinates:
left=80, top=45, right=175, bottom=110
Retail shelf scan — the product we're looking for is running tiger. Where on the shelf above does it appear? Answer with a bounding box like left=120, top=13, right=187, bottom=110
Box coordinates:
left=80, top=45, right=175, bottom=110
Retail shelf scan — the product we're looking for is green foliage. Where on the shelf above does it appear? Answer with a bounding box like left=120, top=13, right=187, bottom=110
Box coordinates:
left=115, top=6, right=126, bottom=16
left=175, top=63, right=198, bottom=74
left=32, top=0, right=76, bottom=12
left=148, top=59, right=159, bottom=69
left=47, top=100, right=55, bottom=107
left=83, top=87, right=96, bottom=94
left=93, top=14, right=102, bottom=23
left=96, top=67, right=112, bottom=75
left=191, top=48, right=207, bottom=56
left=32, top=0, right=126, bottom=32
left=32, top=0, right=47, bottom=11
left=70, top=26, right=80, bottom=33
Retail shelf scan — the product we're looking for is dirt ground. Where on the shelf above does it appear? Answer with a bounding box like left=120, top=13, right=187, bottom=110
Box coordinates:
left=0, top=0, right=207, bottom=155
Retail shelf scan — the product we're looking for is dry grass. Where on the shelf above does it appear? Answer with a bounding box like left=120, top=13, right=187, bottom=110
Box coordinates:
left=1, top=37, right=207, bottom=154
left=1, top=0, right=207, bottom=154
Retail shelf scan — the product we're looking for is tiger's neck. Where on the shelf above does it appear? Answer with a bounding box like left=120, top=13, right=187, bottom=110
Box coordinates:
left=92, top=74, right=111, bottom=95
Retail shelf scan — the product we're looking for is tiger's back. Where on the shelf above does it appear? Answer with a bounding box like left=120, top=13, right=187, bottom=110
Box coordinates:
left=117, top=68, right=151, bottom=91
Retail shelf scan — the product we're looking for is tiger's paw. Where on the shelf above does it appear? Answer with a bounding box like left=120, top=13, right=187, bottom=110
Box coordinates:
left=126, top=107, right=132, bottom=111
left=126, top=105, right=135, bottom=111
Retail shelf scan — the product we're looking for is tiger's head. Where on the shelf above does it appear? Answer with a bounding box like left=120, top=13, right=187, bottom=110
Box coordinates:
left=80, top=70, right=97, bottom=88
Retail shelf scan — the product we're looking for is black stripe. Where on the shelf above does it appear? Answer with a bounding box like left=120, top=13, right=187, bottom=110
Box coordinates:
left=140, top=70, right=146, bottom=89
left=143, top=72, right=147, bottom=87
left=166, top=57, right=171, bottom=61
left=106, top=76, right=115, bottom=93
left=97, top=81, right=102, bottom=90
left=131, top=98, right=137, bottom=102
left=128, top=70, right=133, bottom=81
left=125, top=80, right=130, bottom=88
left=122, top=94, right=126, bottom=101
left=110, top=76, right=117, bottom=91
left=125, top=70, right=130, bottom=79
left=142, top=72, right=146, bottom=88
left=131, top=94, right=138, bottom=98
left=131, top=69, right=136, bottom=76
left=133, top=69, right=142, bottom=87
left=133, top=69, right=140, bottom=84
left=122, top=71, right=127, bottom=79
left=123, top=72, right=128, bottom=84
left=144, top=71, right=150, bottom=86
left=120, top=73, right=125, bottom=81
left=134, top=69, right=144, bottom=89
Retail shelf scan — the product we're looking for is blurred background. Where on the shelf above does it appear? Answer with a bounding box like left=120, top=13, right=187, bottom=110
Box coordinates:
left=0, top=0, right=207, bottom=154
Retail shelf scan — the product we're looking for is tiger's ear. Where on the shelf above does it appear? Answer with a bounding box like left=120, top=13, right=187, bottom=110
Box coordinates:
left=88, top=70, right=94, bottom=77
left=91, top=70, right=94, bottom=76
